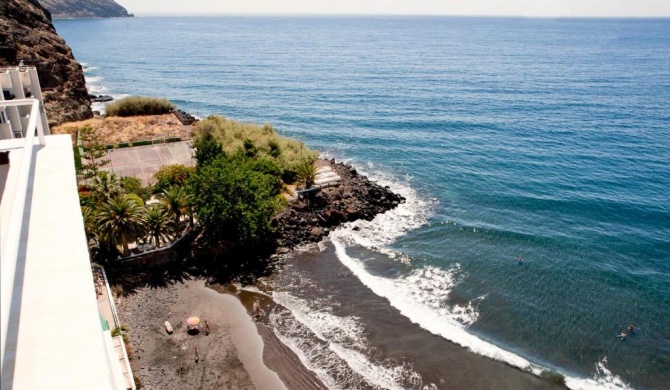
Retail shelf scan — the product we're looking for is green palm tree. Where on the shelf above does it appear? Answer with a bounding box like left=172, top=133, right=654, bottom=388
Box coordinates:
left=81, top=205, right=99, bottom=246
left=145, top=204, right=174, bottom=248
left=91, top=171, right=123, bottom=205
left=96, top=195, right=147, bottom=256
left=295, top=159, right=317, bottom=189
left=161, top=187, right=189, bottom=231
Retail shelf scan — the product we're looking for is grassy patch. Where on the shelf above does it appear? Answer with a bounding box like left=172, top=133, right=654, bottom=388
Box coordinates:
left=195, top=115, right=316, bottom=180
left=105, top=96, right=175, bottom=117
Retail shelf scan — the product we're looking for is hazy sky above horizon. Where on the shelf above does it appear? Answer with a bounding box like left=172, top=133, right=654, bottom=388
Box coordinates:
left=115, top=0, right=670, bottom=17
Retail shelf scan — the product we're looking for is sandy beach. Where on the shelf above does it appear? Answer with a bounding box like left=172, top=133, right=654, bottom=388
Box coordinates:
left=116, top=278, right=324, bottom=390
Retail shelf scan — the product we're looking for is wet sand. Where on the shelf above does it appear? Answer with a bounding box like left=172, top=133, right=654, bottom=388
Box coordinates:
left=117, top=279, right=322, bottom=390
left=269, top=244, right=569, bottom=390
left=116, top=254, right=566, bottom=390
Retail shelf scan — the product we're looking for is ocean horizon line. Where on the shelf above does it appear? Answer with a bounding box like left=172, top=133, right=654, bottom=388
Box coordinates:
left=98, top=13, right=670, bottom=20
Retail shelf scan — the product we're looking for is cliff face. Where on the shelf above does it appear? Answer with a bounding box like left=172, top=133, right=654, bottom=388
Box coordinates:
left=0, top=0, right=93, bottom=127
left=39, top=0, right=132, bottom=18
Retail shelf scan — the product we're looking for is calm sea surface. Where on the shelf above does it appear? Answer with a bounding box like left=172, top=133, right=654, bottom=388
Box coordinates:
left=54, top=17, right=670, bottom=389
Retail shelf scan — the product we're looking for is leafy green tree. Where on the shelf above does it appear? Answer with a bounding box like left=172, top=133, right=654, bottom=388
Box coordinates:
left=79, top=125, right=110, bottom=179
left=96, top=195, right=147, bottom=256
left=145, top=204, right=174, bottom=248
left=194, top=135, right=224, bottom=168
left=121, top=176, right=151, bottom=201
left=153, top=164, right=195, bottom=193
left=188, top=155, right=283, bottom=251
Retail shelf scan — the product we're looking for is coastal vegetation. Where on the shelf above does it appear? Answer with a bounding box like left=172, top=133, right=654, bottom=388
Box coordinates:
left=105, top=96, right=175, bottom=117
left=195, top=115, right=317, bottom=182
left=76, top=116, right=316, bottom=263
left=188, top=150, right=285, bottom=252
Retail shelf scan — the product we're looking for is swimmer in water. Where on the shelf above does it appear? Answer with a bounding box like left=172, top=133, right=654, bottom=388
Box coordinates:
left=628, top=323, right=635, bottom=333
left=517, top=256, right=523, bottom=263
left=619, top=332, right=627, bottom=340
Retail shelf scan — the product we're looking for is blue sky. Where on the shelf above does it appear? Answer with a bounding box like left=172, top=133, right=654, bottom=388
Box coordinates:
left=116, top=0, right=670, bottom=17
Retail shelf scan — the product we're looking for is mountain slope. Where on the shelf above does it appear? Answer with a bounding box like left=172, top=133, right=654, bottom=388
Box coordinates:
left=0, top=0, right=93, bottom=126
left=39, top=0, right=132, bottom=18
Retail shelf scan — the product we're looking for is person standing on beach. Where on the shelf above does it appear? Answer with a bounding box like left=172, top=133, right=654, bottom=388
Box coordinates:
left=253, top=301, right=261, bottom=320
left=204, top=321, right=210, bottom=335
left=195, top=346, right=199, bottom=363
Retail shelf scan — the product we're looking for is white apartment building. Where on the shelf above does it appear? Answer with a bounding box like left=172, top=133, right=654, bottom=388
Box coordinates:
left=1, top=78, right=134, bottom=388
left=0, top=66, right=51, bottom=140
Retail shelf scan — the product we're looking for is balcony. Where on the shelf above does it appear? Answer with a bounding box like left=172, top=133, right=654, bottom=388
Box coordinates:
left=1, top=99, right=128, bottom=389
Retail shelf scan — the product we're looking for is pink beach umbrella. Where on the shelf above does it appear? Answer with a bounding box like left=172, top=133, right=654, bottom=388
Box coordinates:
left=187, top=317, right=200, bottom=327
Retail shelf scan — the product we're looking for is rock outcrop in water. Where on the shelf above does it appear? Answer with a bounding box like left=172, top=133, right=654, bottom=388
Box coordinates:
left=38, top=0, right=133, bottom=18
left=0, top=0, right=93, bottom=126
left=273, top=159, right=405, bottom=250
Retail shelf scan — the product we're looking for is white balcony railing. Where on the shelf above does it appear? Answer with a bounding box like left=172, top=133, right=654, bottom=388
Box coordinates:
left=0, top=98, right=46, bottom=373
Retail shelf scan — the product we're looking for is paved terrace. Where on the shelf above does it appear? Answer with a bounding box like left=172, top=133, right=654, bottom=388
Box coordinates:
left=102, top=141, right=194, bottom=185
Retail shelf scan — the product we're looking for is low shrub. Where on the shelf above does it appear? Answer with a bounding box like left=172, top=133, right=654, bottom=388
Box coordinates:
left=105, top=96, right=175, bottom=117
left=153, top=164, right=195, bottom=193
left=194, top=115, right=317, bottom=182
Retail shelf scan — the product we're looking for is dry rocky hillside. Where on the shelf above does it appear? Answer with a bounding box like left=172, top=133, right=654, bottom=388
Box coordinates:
left=0, top=0, right=92, bottom=127
left=39, top=0, right=132, bottom=18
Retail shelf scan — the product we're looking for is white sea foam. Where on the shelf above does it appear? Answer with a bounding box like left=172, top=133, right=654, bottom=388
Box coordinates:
left=85, top=75, right=103, bottom=84
left=81, top=68, right=128, bottom=114
left=332, top=239, right=547, bottom=373
left=327, top=160, right=434, bottom=265
left=315, top=159, right=631, bottom=388
left=272, top=291, right=432, bottom=389
left=564, top=358, right=633, bottom=390
left=332, top=240, right=635, bottom=389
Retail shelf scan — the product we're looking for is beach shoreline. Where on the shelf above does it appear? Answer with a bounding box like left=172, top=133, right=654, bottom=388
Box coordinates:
left=117, top=278, right=327, bottom=390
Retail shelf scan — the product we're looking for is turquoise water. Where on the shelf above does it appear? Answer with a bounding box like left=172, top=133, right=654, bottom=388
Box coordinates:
left=54, top=17, right=670, bottom=389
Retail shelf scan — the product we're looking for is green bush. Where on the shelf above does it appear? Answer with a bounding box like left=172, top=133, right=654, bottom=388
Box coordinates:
left=194, top=115, right=317, bottom=182
left=121, top=176, right=151, bottom=201
left=153, top=164, right=195, bottom=193
left=187, top=154, right=284, bottom=250
left=105, top=96, right=175, bottom=117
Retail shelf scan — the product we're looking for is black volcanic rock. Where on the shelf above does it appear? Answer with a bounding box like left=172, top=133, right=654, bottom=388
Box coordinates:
left=0, top=0, right=93, bottom=127
left=38, top=0, right=133, bottom=18
left=273, top=160, right=406, bottom=249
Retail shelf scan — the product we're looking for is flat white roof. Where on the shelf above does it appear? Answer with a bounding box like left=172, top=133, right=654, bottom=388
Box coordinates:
left=1, top=135, right=117, bottom=389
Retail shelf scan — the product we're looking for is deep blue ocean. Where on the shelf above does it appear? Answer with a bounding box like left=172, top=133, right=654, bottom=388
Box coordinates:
left=54, top=17, right=670, bottom=389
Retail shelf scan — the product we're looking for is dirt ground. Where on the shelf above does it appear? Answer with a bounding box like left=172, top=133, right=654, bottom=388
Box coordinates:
left=51, top=114, right=191, bottom=145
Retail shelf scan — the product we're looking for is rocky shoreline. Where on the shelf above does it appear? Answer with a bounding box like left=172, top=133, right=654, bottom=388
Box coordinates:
left=273, top=159, right=405, bottom=251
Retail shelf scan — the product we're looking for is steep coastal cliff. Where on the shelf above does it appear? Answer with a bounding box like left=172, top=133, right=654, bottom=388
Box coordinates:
left=0, top=0, right=92, bottom=126
left=39, top=0, right=132, bottom=18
